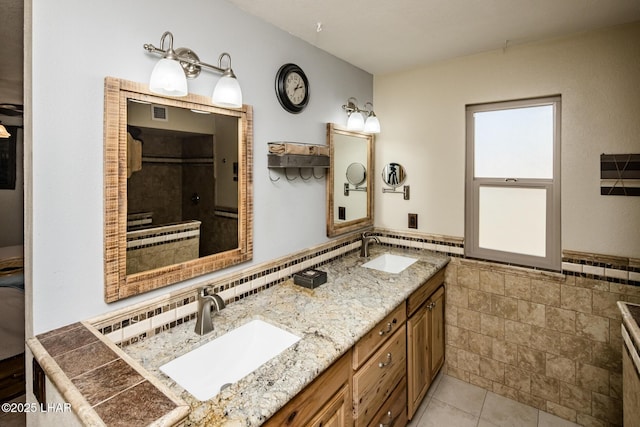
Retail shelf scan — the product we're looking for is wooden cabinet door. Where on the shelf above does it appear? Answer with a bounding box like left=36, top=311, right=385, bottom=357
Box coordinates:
left=407, top=305, right=430, bottom=420
left=309, top=384, right=350, bottom=427
left=430, top=286, right=445, bottom=379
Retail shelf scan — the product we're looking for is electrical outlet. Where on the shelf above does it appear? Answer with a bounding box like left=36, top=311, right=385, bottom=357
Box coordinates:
left=408, top=213, right=418, bottom=229
left=338, top=207, right=346, bottom=220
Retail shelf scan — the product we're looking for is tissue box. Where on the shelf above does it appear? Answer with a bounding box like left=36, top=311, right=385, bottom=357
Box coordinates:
left=293, top=269, right=327, bottom=289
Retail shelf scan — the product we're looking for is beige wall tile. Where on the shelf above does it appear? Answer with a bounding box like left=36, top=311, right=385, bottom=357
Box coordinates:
left=445, top=263, right=458, bottom=285
left=609, top=372, right=622, bottom=400
left=480, top=270, right=505, bottom=295
left=447, top=325, right=469, bottom=349
left=561, top=285, right=592, bottom=313
left=576, top=413, right=607, bottom=427
left=458, top=265, right=480, bottom=290
left=518, top=300, right=546, bottom=328
left=505, top=274, right=531, bottom=300
left=591, top=342, right=622, bottom=372
left=576, top=362, right=610, bottom=394
left=448, top=284, right=470, bottom=308
left=575, top=276, right=609, bottom=291
left=480, top=356, right=505, bottom=383
left=546, top=306, right=576, bottom=334
left=575, top=312, right=610, bottom=343
left=591, top=392, right=622, bottom=425
left=559, top=334, right=592, bottom=363
left=530, top=373, right=559, bottom=402
left=518, top=346, right=546, bottom=374
left=530, top=326, right=561, bottom=355
left=469, top=373, right=493, bottom=390
left=492, top=338, right=518, bottom=365
left=447, top=366, right=470, bottom=382
left=458, top=307, right=482, bottom=333
left=545, top=402, right=578, bottom=423
left=545, top=353, right=576, bottom=383
left=458, top=349, right=481, bottom=374
left=505, top=320, right=531, bottom=346
left=592, top=290, right=623, bottom=320
left=517, top=391, right=547, bottom=410
left=493, top=382, right=519, bottom=401
left=491, top=294, right=518, bottom=320
left=559, top=382, right=592, bottom=413
left=468, top=289, right=491, bottom=312
left=469, top=331, right=492, bottom=357
left=445, top=304, right=458, bottom=327
left=481, top=313, right=505, bottom=339
left=505, top=365, right=531, bottom=393
left=531, top=279, right=561, bottom=307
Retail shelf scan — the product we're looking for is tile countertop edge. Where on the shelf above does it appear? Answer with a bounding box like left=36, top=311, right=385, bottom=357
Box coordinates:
left=618, top=301, right=640, bottom=352
left=26, top=322, right=190, bottom=427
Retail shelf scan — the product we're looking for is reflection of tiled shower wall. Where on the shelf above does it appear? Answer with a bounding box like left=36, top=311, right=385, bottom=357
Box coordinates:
left=445, top=257, right=639, bottom=426
left=126, top=221, right=201, bottom=275
left=209, top=215, right=238, bottom=254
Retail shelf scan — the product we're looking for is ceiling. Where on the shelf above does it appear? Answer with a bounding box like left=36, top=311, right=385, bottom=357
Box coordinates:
left=1, top=1, right=640, bottom=111
left=226, top=0, right=640, bottom=75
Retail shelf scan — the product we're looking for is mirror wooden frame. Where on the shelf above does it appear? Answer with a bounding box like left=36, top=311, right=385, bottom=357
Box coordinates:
left=103, top=77, right=253, bottom=302
left=326, top=123, right=374, bottom=237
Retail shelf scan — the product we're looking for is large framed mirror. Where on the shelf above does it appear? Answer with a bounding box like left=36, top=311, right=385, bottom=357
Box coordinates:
left=326, top=123, right=374, bottom=237
left=104, top=77, right=253, bottom=302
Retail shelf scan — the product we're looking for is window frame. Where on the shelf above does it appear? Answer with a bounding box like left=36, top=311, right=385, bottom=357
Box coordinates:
left=465, top=96, right=561, bottom=271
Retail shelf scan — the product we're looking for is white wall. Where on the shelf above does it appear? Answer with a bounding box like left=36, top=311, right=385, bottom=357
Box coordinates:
left=28, top=0, right=372, bottom=334
left=374, top=22, right=640, bottom=258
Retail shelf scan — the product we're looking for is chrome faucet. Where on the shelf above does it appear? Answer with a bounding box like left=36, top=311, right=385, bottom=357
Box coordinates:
left=360, top=232, right=380, bottom=257
left=194, top=287, right=226, bottom=335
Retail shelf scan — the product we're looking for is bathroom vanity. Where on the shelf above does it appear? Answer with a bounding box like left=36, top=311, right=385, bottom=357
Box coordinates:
left=28, top=245, right=448, bottom=426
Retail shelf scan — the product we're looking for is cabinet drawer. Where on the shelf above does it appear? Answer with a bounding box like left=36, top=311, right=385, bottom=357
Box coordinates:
left=369, top=376, right=407, bottom=427
left=407, top=269, right=445, bottom=317
left=353, top=325, right=406, bottom=426
left=353, top=302, right=406, bottom=370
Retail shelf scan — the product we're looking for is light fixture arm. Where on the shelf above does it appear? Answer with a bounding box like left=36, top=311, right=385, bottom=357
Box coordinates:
left=143, top=32, right=234, bottom=78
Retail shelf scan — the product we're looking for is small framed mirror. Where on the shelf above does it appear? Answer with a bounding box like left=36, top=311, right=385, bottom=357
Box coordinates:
left=103, top=77, right=253, bottom=302
left=381, top=162, right=406, bottom=188
left=326, top=124, right=374, bottom=237
left=346, top=162, right=367, bottom=187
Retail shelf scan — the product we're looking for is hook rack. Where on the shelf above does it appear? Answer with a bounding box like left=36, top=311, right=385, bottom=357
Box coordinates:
left=269, top=167, right=326, bottom=183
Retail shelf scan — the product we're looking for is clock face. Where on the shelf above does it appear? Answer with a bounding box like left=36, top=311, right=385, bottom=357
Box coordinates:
left=276, top=64, right=309, bottom=113
left=285, top=72, right=307, bottom=105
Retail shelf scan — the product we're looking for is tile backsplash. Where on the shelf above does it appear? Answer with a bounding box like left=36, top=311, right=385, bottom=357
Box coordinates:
left=91, top=228, right=638, bottom=349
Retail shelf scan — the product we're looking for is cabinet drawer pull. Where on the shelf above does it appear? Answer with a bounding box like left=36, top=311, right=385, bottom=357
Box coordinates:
left=378, top=352, right=392, bottom=368
left=378, top=319, right=396, bottom=336
left=379, top=410, right=393, bottom=427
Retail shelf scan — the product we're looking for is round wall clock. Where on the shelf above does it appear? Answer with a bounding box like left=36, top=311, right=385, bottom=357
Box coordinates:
left=275, top=63, right=310, bottom=114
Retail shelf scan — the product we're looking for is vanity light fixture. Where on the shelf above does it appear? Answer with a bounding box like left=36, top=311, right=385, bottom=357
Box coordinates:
left=144, top=31, right=243, bottom=108
left=0, top=123, right=10, bottom=138
left=341, top=97, right=380, bottom=133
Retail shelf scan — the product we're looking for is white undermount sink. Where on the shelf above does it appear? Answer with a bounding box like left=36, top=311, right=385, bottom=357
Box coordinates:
left=361, top=253, right=418, bottom=274
left=160, top=319, right=301, bottom=401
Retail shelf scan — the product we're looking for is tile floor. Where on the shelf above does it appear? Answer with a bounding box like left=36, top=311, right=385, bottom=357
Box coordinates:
left=408, top=372, right=582, bottom=427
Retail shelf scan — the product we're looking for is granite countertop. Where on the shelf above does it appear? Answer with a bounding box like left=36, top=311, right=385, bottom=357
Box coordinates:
left=124, top=246, right=449, bottom=426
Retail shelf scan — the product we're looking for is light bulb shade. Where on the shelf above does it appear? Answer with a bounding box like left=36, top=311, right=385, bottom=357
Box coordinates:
left=149, top=58, right=188, bottom=97
left=0, top=124, right=10, bottom=138
left=212, top=75, right=243, bottom=108
left=364, top=115, right=380, bottom=133
left=347, top=112, right=365, bottom=131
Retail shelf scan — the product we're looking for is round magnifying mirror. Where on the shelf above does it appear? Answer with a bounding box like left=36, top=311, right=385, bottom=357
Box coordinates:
left=346, top=162, right=367, bottom=187
left=381, top=163, right=406, bottom=188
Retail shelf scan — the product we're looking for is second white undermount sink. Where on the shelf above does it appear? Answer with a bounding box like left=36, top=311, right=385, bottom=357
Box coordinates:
left=361, top=253, right=418, bottom=274
left=160, top=319, right=301, bottom=401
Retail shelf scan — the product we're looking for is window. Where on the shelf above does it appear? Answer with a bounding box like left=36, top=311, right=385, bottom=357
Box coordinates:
left=465, top=96, right=561, bottom=270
